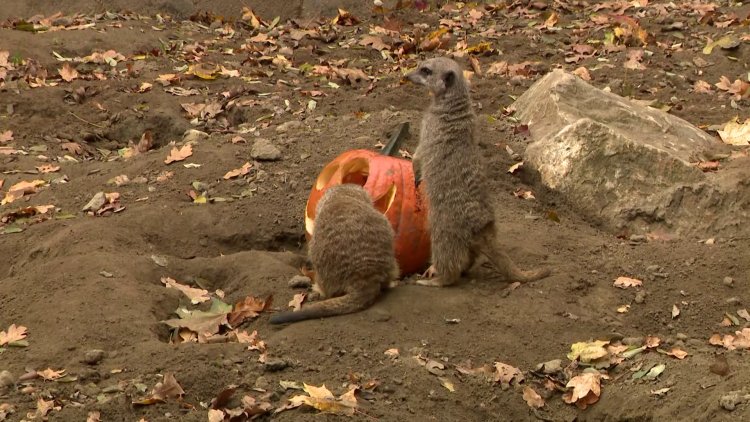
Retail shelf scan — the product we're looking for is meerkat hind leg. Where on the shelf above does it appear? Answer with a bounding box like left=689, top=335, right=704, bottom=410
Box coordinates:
left=416, top=248, right=474, bottom=287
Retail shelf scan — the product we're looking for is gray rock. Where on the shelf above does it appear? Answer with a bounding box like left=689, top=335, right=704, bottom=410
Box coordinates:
left=275, top=120, right=302, bottom=133
left=83, top=349, right=106, bottom=365
left=251, top=138, right=282, bottom=161
left=262, top=358, right=289, bottom=372
left=182, top=129, right=209, bottom=144
left=513, top=70, right=749, bottom=239
left=535, top=359, right=562, bottom=374
left=0, top=370, right=14, bottom=389
left=719, top=390, right=750, bottom=411
left=635, top=290, right=647, bottom=304
left=82, top=192, right=106, bottom=212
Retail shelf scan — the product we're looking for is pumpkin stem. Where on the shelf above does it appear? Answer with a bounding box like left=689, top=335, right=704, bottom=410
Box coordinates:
left=381, top=122, right=410, bottom=157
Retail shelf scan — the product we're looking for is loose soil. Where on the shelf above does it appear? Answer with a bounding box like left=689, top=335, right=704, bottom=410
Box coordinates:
left=1, top=1, right=749, bottom=421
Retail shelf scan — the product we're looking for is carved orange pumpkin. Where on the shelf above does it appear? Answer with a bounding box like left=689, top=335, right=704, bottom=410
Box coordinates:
left=304, top=128, right=430, bottom=276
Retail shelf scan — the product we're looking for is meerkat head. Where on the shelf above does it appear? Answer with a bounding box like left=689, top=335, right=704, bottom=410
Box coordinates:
left=405, top=57, right=466, bottom=98
left=316, top=183, right=370, bottom=215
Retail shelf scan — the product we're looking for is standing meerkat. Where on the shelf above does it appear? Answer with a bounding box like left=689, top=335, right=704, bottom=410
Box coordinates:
left=405, top=57, right=551, bottom=287
left=269, top=183, right=399, bottom=324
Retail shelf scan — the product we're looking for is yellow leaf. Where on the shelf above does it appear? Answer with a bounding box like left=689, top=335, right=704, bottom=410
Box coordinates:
left=567, top=340, right=609, bottom=362
left=438, top=377, right=455, bottom=392
left=186, top=63, right=219, bottom=80
left=289, top=384, right=358, bottom=415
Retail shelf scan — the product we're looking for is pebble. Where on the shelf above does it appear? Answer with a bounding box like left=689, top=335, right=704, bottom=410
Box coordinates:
left=535, top=359, right=562, bottom=374
left=287, top=275, right=312, bottom=288
left=726, top=297, right=742, bottom=305
left=370, top=309, right=392, bottom=322
left=254, top=376, right=270, bottom=390
left=634, top=290, right=647, bottom=304
left=83, top=349, right=106, bottom=365
left=675, top=333, right=688, bottom=341
left=622, top=337, right=644, bottom=346
left=78, top=368, right=100, bottom=382
left=262, top=358, right=289, bottom=372
left=182, top=129, right=208, bottom=144
left=723, top=276, right=734, bottom=287
left=275, top=120, right=302, bottom=133
left=629, top=234, right=647, bottom=243
left=646, top=265, right=661, bottom=273
left=0, top=370, right=14, bottom=389
left=251, top=138, right=282, bottom=161
left=719, top=390, right=750, bottom=411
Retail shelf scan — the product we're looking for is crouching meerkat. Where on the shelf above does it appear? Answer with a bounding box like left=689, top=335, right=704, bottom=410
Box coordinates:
left=269, top=184, right=399, bottom=324
left=405, top=57, right=551, bottom=287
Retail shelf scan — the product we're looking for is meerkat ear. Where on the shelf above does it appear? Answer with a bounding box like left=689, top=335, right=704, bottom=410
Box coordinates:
left=442, top=70, right=455, bottom=88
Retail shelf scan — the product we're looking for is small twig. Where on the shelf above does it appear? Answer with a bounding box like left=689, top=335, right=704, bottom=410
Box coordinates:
left=68, top=111, right=105, bottom=128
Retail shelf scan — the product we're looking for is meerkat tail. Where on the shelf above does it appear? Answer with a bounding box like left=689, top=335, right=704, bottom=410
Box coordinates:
left=480, top=239, right=551, bottom=283
left=269, top=287, right=380, bottom=324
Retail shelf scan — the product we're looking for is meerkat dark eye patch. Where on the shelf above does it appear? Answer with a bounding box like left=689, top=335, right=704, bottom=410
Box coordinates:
left=419, top=67, right=432, bottom=75
left=442, top=70, right=455, bottom=87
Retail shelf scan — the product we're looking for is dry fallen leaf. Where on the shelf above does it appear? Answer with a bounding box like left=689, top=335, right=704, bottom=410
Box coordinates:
left=645, top=336, right=661, bottom=348
left=613, top=276, right=642, bottom=289
left=513, top=188, right=536, bottom=200
left=86, top=411, right=101, bottom=422
left=35, top=164, right=60, bottom=174
left=164, top=144, right=193, bottom=164
left=37, top=368, right=66, bottom=381
left=227, top=294, right=272, bottom=326
left=133, top=373, right=185, bottom=406
left=161, top=277, right=210, bottom=304
left=1, top=180, right=47, bottom=205
left=666, top=347, right=688, bottom=359
left=207, top=409, right=224, bottom=422
left=0, top=130, right=12, bottom=144
left=711, top=328, right=750, bottom=350
left=288, top=384, right=358, bottom=415
left=671, top=304, right=680, bottom=319
left=563, top=371, right=608, bottom=409
left=235, top=330, right=267, bottom=353
left=693, top=80, right=713, bottom=94
left=493, top=362, right=524, bottom=387
left=717, top=118, right=750, bottom=146
left=508, top=162, right=523, bottom=174
left=568, top=340, right=609, bottom=363
left=59, top=63, right=78, bottom=82
left=522, top=386, right=545, bottom=408
left=223, top=162, right=253, bottom=180
left=0, top=324, right=28, bottom=346
left=572, top=66, right=592, bottom=81
left=288, top=293, right=306, bottom=311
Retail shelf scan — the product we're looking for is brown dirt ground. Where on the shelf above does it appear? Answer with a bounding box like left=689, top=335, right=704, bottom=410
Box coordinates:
left=1, top=1, right=749, bottom=421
